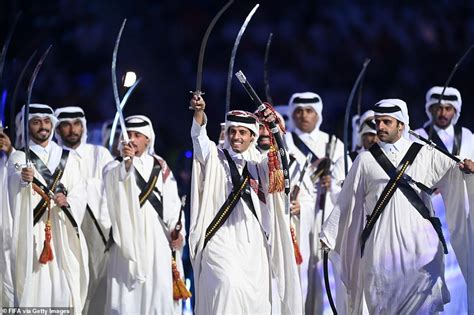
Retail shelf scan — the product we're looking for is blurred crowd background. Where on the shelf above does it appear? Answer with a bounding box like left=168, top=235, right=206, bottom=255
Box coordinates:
left=2, top=0, right=474, bottom=165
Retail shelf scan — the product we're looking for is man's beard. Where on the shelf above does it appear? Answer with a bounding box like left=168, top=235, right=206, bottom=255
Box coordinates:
left=62, top=133, right=81, bottom=148
left=257, top=136, right=271, bottom=151
left=31, top=129, right=51, bottom=143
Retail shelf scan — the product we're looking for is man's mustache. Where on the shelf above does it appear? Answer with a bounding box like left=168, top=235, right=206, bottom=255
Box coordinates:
left=38, top=128, right=50, bottom=133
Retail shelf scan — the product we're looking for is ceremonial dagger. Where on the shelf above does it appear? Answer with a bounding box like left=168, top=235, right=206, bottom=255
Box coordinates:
left=190, top=0, right=234, bottom=107
left=235, top=70, right=290, bottom=195
left=225, top=4, right=259, bottom=115
left=24, top=45, right=52, bottom=164
left=343, top=58, right=371, bottom=176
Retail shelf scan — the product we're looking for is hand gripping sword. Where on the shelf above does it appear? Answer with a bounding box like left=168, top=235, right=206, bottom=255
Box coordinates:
left=427, top=44, right=474, bottom=140
left=235, top=70, right=290, bottom=195
left=24, top=45, right=52, bottom=164
left=343, top=58, right=371, bottom=176
left=190, top=0, right=234, bottom=108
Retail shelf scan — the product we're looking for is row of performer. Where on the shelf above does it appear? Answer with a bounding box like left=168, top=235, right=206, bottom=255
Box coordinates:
left=1, top=85, right=474, bottom=314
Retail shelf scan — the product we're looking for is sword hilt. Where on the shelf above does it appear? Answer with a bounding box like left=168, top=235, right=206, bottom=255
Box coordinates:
left=189, top=90, right=205, bottom=110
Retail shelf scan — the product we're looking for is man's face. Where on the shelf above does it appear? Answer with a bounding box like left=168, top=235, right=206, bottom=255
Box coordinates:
left=430, top=103, right=456, bottom=129
left=29, top=116, right=53, bottom=145
left=228, top=126, right=254, bottom=153
left=292, top=106, right=318, bottom=133
left=257, top=124, right=271, bottom=151
left=128, top=130, right=150, bottom=157
left=361, top=133, right=378, bottom=150
left=375, top=115, right=403, bottom=144
left=57, top=119, right=83, bottom=149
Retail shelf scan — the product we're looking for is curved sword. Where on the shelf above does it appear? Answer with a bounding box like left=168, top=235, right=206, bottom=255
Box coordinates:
left=108, top=78, right=141, bottom=151
left=111, top=19, right=130, bottom=151
left=8, top=50, right=37, bottom=143
left=428, top=43, right=474, bottom=140
left=263, top=32, right=273, bottom=104
left=191, top=0, right=234, bottom=100
left=25, top=45, right=52, bottom=163
left=225, top=4, right=259, bottom=115
left=0, top=12, right=21, bottom=87
left=343, top=58, right=371, bottom=176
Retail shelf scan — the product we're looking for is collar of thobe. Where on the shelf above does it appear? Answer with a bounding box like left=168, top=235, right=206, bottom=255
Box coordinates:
left=227, top=147, right=250, bottom=168
left=293, top=127, right=320, bottom=142
left=379, top=136, right=410, bottom=156
left=133, top=153, right=153, bottom=174
left=30, top=140, right=53, bottom=163
left=433, top=124, right=454, bottom=138
left=64, top=143, right=86, bottom=159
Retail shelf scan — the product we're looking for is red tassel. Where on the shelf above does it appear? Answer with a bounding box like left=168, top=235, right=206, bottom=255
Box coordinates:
left=290, top=223, right=303, bottom=265
left=267, top=144, right=284, bottom=193
left=39, top=219, right=54, bottom=264
left=172, top=257, right=192, bottom=300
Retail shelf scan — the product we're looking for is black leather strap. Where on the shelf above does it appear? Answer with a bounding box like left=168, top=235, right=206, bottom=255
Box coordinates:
left=361, top=143, right=447, bottom=256
left=135, top=158, right=164, bottom=220
left=291, top=132, right=319, bottom=163
left=203, top=150, right=255, bottom=249
left=425, top=124, right=462, bottom=156
left=86, top=205, right=108, bottom=246
left=223, top=149, right=258, bottom=220
left=29, top=150, right=70, bottom=225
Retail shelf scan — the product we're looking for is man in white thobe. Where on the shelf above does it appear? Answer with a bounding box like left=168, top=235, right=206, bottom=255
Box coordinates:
left=54, top=106, right=113, bottom=314
left=103, top=115, right=184, bottom=314
left=7, top=104, right=89, bottom=313
left=321, top=99, right=474, bottom=314
left=284, top=92, right=345, bottom=314
left=413, top=86, right=474, bottom=313
left=349, top=110, right=378, bottom=162
left=0, top=129, right=14, bottom=306
left=189, top=96, right=302, bottom=314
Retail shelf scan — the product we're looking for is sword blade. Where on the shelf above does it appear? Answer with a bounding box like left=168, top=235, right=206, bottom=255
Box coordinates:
left=193, top=0, right=234, bottom=96
left=9, top=50, right=37, bottom=145
left=25, top=45, right=52, bottom=163
left=108, top=78, right=141, bottom=151
left=343, top=58, right=371, bottom=176
left=111, top=19, right=129, bottom=143
left=263, top=33, right=273, bottom=104
left=0, top=12, right=21, bottom=87
left=225, top=4, right=259, bottom=115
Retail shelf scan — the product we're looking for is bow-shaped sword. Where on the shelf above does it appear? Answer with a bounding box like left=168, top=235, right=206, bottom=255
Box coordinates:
left=343, top=58, right=371, bottom=176
left=263, top=33, right=273, bottom=105
left=190, top=0, right=234, bottom=108
left=24, top=45, right=52, bottom=164
left=111, top=19, right=133, bottom=161
left=225, top=4, right=259, bottom=115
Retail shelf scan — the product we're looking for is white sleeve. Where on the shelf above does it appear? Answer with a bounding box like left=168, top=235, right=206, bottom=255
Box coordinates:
left=191, top=115, right=212, bottom=164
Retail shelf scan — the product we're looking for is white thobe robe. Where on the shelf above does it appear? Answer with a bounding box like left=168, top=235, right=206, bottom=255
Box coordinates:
left=414, top=125, right=474, bottom=313
left=63, top=143, right=113, bottom=314
left=7, top=141, right=89, bottom=313
left=1, top=154, right=14, bottom=306
left=321, top=137, right=474, bottom=314
left=190, top=118, right=302, bottom=314
left=103, top=153, right=182, bottom=314
left=284, top=128, right=345, bottom=314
